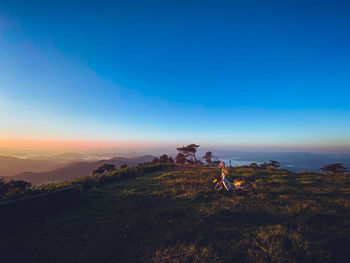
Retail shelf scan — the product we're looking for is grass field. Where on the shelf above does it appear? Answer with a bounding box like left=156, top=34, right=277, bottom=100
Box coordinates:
left=1, top=166, right=350, bottom=262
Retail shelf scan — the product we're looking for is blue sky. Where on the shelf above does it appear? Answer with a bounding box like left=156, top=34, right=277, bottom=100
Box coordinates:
left=0, top=0, right=350, bottom=152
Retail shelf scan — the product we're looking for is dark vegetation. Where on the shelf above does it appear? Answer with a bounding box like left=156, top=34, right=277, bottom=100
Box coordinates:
left=203, top=151, right=214, bottom=166
left=320, top=163, right=348, bottom=175
left=249, top=160, right=281, bottom=169
left=92, top=164, right=117, bottom=174
left=152, top=154, right=174, bottom=164
left=0, top=179, right=33, bottom=200
left=202, top=151, right=221, bottom=167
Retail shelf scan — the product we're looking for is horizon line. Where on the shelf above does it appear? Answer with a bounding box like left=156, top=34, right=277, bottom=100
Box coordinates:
left=0, top=138, right=349, bottom=154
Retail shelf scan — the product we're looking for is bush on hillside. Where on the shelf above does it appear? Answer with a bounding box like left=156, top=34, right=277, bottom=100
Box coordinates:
left=0, top=179, right=32, bottom=200
left=320, top=163, right=347, bottom=175
left=92, top=164, right=117, bottom=175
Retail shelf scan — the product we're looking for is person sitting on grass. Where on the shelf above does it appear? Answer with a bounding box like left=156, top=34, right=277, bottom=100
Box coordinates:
left=219, top=162, right=233, bottom=191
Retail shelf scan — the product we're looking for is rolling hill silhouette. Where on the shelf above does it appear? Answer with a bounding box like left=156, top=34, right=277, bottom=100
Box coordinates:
left=0, top=155, right=61, bottom=177
left=10, top=155, right=154, bottom=185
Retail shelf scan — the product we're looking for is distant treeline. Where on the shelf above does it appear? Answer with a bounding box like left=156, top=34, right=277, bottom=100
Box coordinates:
left=149, top=143, right=282, bottom=168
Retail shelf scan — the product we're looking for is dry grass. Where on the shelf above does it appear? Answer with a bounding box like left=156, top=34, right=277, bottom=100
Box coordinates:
left=153, top=244, right=220, bottom=263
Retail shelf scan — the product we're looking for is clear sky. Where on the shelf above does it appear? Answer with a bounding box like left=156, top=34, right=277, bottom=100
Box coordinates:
left=0, top=0, right=350, bottom=152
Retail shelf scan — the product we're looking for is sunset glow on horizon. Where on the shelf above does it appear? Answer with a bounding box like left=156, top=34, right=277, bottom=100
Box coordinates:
left=0, top=137, right=349, bottom=154
left=0, top=137, right=175, bottom=152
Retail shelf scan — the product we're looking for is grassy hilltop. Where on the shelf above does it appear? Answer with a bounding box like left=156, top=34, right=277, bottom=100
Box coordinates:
left=1, top=165, right=350, bottom=262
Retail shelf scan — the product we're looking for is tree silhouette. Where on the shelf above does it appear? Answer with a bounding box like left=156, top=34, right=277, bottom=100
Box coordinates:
left=320, top=163, right=347, bottom=175
left=268, top=160, right=280, bottom=169
left=259, top=162, right=268, bottom=169
left=249, top=163, right=259, bottom=169
left=175, top=153, right=186, bottom=164
left=203, top=151, right=213, bottom=166
left=101, top=164, right=116, bottom=172
left=92, top=167, right=105, bottom=174
left=211, top=156, right=221, bottom=167
left=176, top=144, right=200, bottom=163
left=159, top=154, right=169, bottom=163
left=93, top=164, right=117, bottom=174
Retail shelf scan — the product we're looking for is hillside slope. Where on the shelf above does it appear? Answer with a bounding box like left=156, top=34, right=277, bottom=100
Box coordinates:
left=11, top=155, right=154, bottom=185
left=1, top=166, right=350, bottom=262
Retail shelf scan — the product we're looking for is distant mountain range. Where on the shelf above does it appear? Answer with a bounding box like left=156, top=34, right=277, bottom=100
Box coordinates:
left=1, top=155, right=154, bottom=185
left=0, top=155, right=62, bottom=177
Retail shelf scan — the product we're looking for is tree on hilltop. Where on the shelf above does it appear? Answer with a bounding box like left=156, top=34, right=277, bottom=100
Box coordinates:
left=259, top=162, right=268, bottom=169
left=151, top=154, right=174, bottom=164
left=203, top=151, right=213, bottom=166
left=268, top=160, right=280, bottom=169
left=175, top=153, right=186, bottom=164
left=92, top=164, right=117, bottom=174
left=159, top=154, right=170, bottom=163
left=210, top=156, right=221, bottom=167
left=176, top=144, right=200, bottom=164
left=101, top=164, right=117, bottom=171
left=249, top=163, right=259, bottom=169
left=152, top=157, right=159, bottom=164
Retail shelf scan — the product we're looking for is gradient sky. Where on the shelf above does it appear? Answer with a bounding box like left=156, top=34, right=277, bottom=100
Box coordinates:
left=0, top=0, right=350, bottom=152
